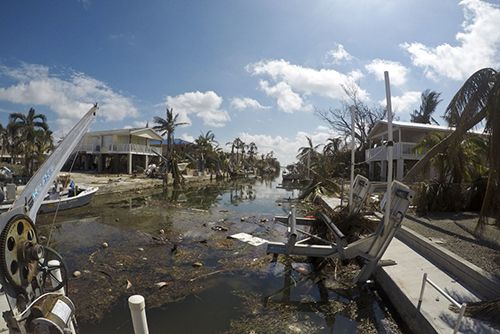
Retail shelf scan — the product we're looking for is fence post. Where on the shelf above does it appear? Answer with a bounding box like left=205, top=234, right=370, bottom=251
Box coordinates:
left=417, top=273, right=427, bottom=310
left=129, top=295, right=149, bottom=334
left=453, top=303, right=467, bottom=334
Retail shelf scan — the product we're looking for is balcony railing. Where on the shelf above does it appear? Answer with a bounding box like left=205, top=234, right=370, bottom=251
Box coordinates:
left=77, top=143, right=162, bottom=155
left=365, top=142, right=425, bottom=162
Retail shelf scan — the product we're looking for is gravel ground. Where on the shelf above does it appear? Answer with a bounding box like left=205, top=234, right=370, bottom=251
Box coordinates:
left=402, top=212, right=500, bottom=277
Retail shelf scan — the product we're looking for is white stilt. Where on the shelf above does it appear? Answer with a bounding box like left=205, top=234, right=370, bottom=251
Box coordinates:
left=47, top=260, right=76, bottom=334
left=47, top=260, right=64, bottom=295
left=384, top=71, right=394, bottom=227
left=129, top=295, right=149, bottom=334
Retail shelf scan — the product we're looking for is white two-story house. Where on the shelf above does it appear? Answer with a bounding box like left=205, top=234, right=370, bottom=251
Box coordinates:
left=365, top=120, right=482, bottom=181
left=75, top=127, right=163, bottom=174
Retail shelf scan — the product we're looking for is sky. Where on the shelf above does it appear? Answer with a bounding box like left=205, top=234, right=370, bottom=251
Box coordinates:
left=0, top=0, right=499, bottom=164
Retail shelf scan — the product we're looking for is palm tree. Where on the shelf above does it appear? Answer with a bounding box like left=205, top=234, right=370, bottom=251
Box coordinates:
left=195, top=130, right=218, bottom=173
left=297, top=136, right=321, bottom=179
left=404, top=68, right=500, bottom=231
left=9, top=108, right=49, bottom=175
left=33, top=129, right=54, bottom=168
left=247, top=142, right=258, bottom=164
left=410, top=90, right=442, bottom=125
left=227, top=137, right=245, bottom=165
left=153, top=107, right=188, bottom=163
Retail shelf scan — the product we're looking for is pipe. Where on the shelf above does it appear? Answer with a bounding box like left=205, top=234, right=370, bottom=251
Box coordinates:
left=384, top=71, right=394, bottom=232
left=349, top=105, right=356, bottom=213
left=129, top=295, right=149, bottom=334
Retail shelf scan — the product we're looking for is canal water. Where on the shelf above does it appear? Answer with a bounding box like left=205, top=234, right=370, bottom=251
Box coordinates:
left=36, top=176, right=401, bottom=333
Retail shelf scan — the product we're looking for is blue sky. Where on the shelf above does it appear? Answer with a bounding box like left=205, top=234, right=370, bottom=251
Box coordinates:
left=1, top=0, right=499, bottom=164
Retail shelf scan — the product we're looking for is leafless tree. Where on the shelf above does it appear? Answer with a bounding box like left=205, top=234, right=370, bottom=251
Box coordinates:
left=316, top=84, right=386, bottom=152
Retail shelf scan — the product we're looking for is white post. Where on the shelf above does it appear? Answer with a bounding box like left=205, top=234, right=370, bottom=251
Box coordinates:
left=384, top=71, right=394, bottom=226
left=349, top=105, right=356, bottom=213
left=129, top=295, right=149, bottom=334
left=48, top=260, right=64, bottom=295
left=48, top=260, right=76, bottom=334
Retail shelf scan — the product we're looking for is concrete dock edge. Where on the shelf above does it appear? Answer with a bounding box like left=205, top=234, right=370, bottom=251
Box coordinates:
left=373, top=267, right=436, bottom=334
left=397, top=222, right=500, bottom=300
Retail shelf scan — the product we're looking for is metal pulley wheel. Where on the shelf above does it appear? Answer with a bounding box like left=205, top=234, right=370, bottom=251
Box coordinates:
left=0, top=215, right=43, bottom=291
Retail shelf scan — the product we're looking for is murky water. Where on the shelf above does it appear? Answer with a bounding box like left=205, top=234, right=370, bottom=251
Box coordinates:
left=36, top=176, right=401, bottom=333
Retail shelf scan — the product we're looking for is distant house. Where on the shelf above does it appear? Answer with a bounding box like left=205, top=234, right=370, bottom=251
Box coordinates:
left=365, top=120, right=482, bottom=181
left=74, top=127, right=163, bottom=174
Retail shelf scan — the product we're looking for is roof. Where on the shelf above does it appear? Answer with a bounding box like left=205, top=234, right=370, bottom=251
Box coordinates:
left=368, top=120, right=484, bottom=139
left=150, top=138, right=194, bottom=145
left=86, top=127, right=163, bottom=140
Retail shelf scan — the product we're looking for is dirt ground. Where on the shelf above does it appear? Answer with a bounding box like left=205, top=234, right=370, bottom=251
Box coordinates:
left=402, top=213, right=500, bottom=277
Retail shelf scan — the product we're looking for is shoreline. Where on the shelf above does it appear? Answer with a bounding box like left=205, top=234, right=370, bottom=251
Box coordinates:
left=61, top=171, right=214, bottom=196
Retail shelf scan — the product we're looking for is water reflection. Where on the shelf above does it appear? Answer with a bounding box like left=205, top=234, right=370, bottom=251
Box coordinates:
left=34, top=176, right=398, bottom=334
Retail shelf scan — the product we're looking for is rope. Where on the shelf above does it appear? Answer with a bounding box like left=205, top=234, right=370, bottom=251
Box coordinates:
left=46, top=151, right=79, bottom=247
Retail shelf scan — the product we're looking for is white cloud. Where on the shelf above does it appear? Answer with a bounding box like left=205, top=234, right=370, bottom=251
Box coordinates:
left=379, top=91, right=421, bottom=117
left=165, top=91, right=230, bottom=128
left=401, top=0, right=500, bottom=81
left=259, top=81, right=311, bottom=113
left=179, top=133, right=195, bottom=143
left=325, top=44, right=353, bottom=64
left=239, top=129, right=334, bottom=165
left=247, top=59, right=368, bottom=111
left=365, top=59, right=409, bottom=86
left=0, top=63, right=139, bottom=128
left=230, top=97, right=270, bottom=110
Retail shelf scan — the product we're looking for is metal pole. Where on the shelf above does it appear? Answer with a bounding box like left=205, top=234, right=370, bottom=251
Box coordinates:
left=349, top=105, right=356, bottom=213
left=129, top=295, right=149, bottom=334
left=417, top=272, right=427, bottom=310
left=383, top=71, right=394, bottom=227
left=454, top=303, right=467, bottom=334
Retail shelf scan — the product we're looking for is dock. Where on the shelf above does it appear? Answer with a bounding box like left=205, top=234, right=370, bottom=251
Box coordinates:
left=316, top=194, right=500, bottom=334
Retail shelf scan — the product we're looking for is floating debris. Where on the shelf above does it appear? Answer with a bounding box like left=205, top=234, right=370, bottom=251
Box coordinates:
left=126, top=280, right=132, bottom=290
left=229, top=233, right=268, bottom=246
left=192, top=262, right=203, bottom=268
left=137, top=247, right=144, bottom=252
left=102, top=242, right=109, bottom=248
left=211, top=225, right=228, bottom=232
left=155, top=282, right=169, bottom=289
left=191, top=208, right=208, bottom=213
left=73, top=270, right=82, bottom=278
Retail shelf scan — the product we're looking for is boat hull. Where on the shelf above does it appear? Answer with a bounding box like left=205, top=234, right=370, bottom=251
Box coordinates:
left=0, top=187, right=99, bottom=214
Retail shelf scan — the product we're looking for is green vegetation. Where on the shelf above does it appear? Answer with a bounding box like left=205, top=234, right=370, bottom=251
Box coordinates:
left=0, top=107, right=53, bottom=177
left=151, top=108, right=279, bottom=183
left=406, top=68, right=500, bottom=232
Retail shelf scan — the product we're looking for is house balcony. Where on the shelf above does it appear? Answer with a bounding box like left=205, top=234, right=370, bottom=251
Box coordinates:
left=365, top=142, right=425, bottom=162
left=77, top=143, right=162, bottom=155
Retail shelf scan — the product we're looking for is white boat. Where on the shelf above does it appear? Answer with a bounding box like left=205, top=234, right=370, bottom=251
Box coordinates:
left=0, top=186, right=99, bottom=213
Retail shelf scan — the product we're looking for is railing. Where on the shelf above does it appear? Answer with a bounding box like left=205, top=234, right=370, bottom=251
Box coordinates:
left=77, top=144, right=161, bottom=155
left=417, top=273, right=467, bottom=334
left=365, top=142, right=425, bottom=161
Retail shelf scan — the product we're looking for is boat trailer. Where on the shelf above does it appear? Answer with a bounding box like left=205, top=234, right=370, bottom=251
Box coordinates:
left=267, top=175, right=414, bottom=283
